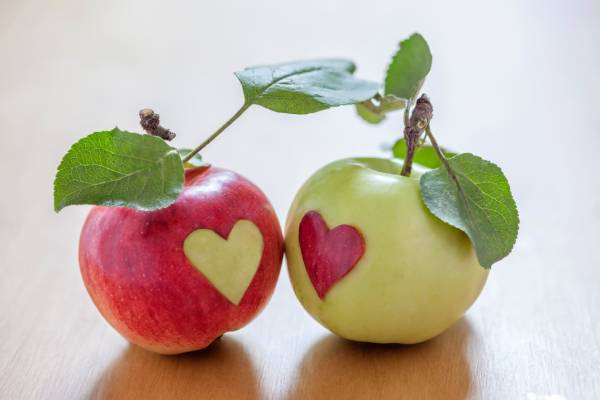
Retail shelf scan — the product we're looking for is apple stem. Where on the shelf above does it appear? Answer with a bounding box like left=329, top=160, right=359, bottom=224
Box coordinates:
left=401, top=133, right=417, bottom=176
left=182, top=103, right=251, bottom=163
left=139, top=109, right=176, bottom=141
left=400, top=94, right=433, bottom=176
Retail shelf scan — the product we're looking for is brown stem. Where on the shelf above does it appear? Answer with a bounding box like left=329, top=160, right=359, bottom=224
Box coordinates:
left=139, top=109, right=176, bottom=141
left=401, top=140, right=417, bottom=176
left=400, top=94, right=433, bottom=176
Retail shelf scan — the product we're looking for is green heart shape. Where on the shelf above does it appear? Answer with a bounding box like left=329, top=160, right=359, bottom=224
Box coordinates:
left=183, top=220, right=263, bottom=305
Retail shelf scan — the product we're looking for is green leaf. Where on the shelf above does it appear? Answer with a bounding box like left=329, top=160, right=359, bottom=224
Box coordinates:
left=392, top=138, right=456, bottom=168
left=54, top=128, right=184, bottom=212
left=355, top=95, right=407, bottom=124
left=356, top=102, right=386, bottom=124
left=177, top=148, right=208, bottom=168
left=235, top=59, right=380, bottom=114
left=379, top=95, right=407, bottom=112
left=420, top=153, right=519, bottom=268
left=384, top=33, right=432, bottom=100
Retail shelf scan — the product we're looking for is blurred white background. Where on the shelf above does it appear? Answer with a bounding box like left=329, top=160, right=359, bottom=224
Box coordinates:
left=1, top=0, right=598, bottom=219
left=1, top=1, right=599, bottom=399
left=1, top=0, right=599, bottom=215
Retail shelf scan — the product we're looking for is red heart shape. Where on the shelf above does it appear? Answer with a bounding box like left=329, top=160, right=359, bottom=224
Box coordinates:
left=299, top=211, right=365, bottom=299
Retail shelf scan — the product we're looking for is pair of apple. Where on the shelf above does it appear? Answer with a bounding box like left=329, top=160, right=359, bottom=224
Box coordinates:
left=80, top=158, right=487, bottom=354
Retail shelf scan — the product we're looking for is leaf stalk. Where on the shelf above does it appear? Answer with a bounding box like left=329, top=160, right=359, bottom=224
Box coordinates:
left=182, top=103, right=251, bottom=163
left=425, top=125, right=459, bottom=185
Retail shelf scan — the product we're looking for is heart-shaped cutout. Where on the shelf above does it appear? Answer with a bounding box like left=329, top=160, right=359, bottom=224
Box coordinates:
left=183, top=220, right=263, bottom=305
left=299, top=211, right=365, bottom=299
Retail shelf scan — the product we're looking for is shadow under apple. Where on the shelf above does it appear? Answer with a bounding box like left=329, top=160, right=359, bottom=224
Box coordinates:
left=285, top=318, right=474, bottom=400
left=87, top=337, right=261, bottom=400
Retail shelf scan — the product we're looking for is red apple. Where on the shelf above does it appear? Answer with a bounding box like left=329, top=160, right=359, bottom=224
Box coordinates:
left=79, top=166, right=283, bottom=354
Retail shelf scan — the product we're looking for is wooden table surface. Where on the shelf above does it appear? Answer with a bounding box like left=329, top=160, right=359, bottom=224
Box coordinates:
left=1, top=1, right=599, bottom=399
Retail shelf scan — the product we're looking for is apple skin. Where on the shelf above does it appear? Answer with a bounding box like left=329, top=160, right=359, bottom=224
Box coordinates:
left=285, top=158, right=488, bottom=344
left=79, top=166, right=283, bottom=354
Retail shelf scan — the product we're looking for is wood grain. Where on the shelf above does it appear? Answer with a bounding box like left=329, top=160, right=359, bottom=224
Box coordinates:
left=1, top=1, right=599, bottom=399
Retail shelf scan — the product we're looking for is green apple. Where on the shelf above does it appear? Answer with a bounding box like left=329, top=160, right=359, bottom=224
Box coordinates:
left=285, top=157, right=488, bottom=343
